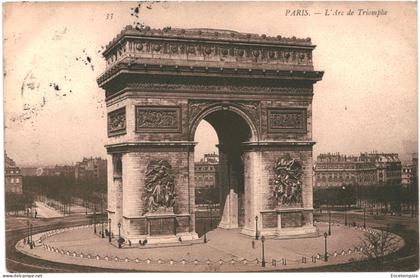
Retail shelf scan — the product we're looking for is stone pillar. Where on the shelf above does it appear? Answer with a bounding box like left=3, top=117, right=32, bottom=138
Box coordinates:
left=112, top=155, right=123, bottom=235
left=114, top=177, right=123, bottom=234
left=106, top=153, right=115, bottom=224
left=121, top=152, right=144, bottom=238
left=241, top=149, right=263, bottom=236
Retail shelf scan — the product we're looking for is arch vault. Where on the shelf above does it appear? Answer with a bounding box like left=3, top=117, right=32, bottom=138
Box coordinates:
left=97, top=26, right=324, bottom=243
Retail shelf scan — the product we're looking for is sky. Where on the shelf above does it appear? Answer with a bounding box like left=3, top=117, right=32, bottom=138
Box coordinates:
left=3, top=1, right=418, bottom=166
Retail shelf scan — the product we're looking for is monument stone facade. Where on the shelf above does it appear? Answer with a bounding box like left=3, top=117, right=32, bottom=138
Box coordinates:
left=97, top=26, right=324, bottom=243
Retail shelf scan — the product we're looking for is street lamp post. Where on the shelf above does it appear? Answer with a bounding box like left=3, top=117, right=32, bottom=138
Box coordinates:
left=255, top=216, right=259, bottom=240
left=209, top=201, right=213, bottom=229
left=93, top=206, right=97, bottom=234
left=118, top=222, right=122, bottom=249
left=204, top=216, right=207, bottom=243
left=328, top=209, right=331, bottom=236
left=363, top=207, right=366, bottom=229
left=324, top=232, right=328, bottom=262
left=101, top=198, right=104, bottom=238
left=30, top=223, right=33, bottom=249
left=108, top=218, right=112, bottom=243
left=261, top=235, right=266, bottom=267
left=342, top=186, right=347, bottom=226
left=26, top=220, right=30, bottom=245
left=344, top=207, right=348, bottom=226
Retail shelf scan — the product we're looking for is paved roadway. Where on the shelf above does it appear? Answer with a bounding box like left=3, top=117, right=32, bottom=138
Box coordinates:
left=6, top=212, right=419, bottom=272
left=5, top=214, right=130, bottom=273
left=305, top=212, right=419, bottom=272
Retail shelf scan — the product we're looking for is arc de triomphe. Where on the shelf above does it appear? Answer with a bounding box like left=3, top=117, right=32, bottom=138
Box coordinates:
left=97, top=26, right=323, bottom=243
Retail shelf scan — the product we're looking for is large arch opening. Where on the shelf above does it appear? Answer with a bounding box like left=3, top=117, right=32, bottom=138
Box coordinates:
left=193, top=108, right=254, bottom=235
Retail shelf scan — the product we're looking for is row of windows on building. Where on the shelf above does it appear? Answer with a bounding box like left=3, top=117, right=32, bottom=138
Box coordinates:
left=315, top=172, right=376, bottom=180
left=8, top=177, right=21, bottom=183
left=195, top=176, right=215, bottom=182
left=6, top=169, right=21, bottom=175
left=195, top=166, right=217, bottom=172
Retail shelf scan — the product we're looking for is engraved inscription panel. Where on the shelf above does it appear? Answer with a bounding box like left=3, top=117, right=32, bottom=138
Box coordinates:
left=281, top=212, right=303, bottom=228
left=262, top=212, right=278, bottom=228
left=107, top=107, right=126, bottom=137
left=268, top=108, right=307, bottom=133
left=135, top=106, right=181, bottom=133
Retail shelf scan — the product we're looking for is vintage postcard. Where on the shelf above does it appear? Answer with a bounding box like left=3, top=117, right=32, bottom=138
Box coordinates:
left=2, top=1, right=418, bottom=275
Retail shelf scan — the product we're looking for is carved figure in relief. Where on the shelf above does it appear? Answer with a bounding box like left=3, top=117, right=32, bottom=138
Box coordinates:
left=143, top=160, right=176, bottom=214
left=137, top=110, right=177, bottom=128
left=109, top=113, right=125, bottom=130
left=273, top=154, right=303, bottom=206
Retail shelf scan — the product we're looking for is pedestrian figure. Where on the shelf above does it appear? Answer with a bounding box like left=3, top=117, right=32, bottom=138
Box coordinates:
left=252, top=240, right=255, bottom=249
left=35, top=210, right=37, bottom=218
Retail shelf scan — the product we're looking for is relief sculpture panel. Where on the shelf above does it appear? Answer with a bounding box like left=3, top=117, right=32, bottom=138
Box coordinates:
left=273, top=154, right=303, bottom=207
left=135, top=106, right=181, bottom=133
left=267, top=108, right=307, bottom=133
left=107, top=107, right=126, bottom=137
left=143, top=160, right=176, bottom=214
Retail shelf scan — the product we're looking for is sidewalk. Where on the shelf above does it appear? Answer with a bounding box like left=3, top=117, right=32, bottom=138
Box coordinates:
left=35, top=201, right=63, bottom=218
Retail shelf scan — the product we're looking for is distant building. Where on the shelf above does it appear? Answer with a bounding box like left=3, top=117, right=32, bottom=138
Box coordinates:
left=75, top=157, right=107, bottom=184
left=401, top=153, right=418, bottom=189
left=21, top=167, right=38, bottom=176
left=402, top=164, right=415, bottom=188
left=314, top=153, right=377, bottom=188
left=48, top=165, right=75, bottom=177
left=195, top=153, right=219, bottom=189
left=400, top=140, right=418, bottom=164
left=21, top=165, right=75, bottom=177
left=363, top=152, right=402, bottom=185
left=5, top=153, right=23, bottom=194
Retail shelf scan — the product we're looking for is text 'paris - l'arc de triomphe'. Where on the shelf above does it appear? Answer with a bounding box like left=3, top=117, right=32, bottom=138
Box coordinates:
left=97, top=26, right=324, bottom=244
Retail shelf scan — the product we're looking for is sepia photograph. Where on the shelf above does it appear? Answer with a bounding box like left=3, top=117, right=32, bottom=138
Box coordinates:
left=2, top=1, right=418, bottom=274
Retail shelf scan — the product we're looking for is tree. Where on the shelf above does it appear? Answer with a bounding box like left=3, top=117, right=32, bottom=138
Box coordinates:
left=360, top=227, right=400, bottom=270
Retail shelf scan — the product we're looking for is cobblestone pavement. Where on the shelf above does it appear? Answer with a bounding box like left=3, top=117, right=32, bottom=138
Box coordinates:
left=17, top=222, right=404, bottom=272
